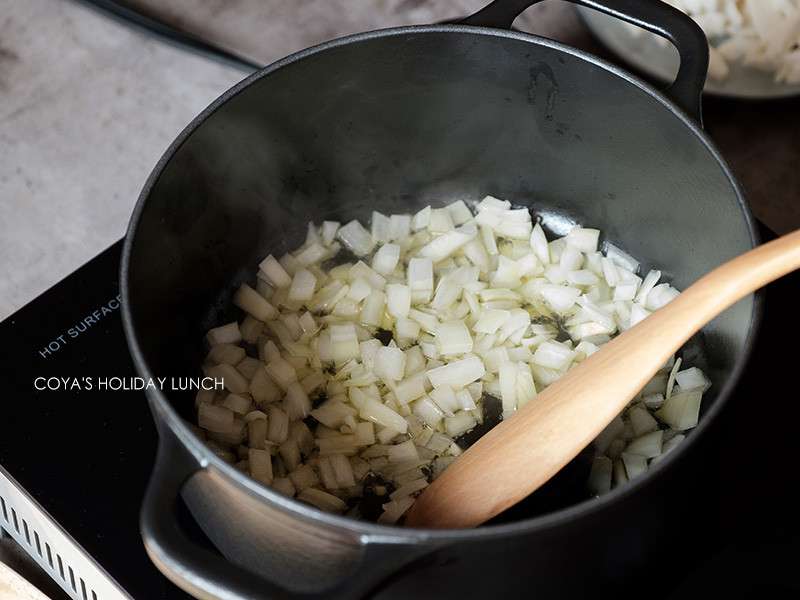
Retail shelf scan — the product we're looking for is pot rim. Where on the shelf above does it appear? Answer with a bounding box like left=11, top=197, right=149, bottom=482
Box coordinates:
left=121, top=23, right=762, bottom=544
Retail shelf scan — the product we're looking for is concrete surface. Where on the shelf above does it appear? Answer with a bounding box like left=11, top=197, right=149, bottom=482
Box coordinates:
left=0, top=0, right=244, bottom=322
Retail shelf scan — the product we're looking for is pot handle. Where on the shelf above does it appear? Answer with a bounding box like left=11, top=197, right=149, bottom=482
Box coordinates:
left=141, top=420, right=422, bottom=599
left=141, top=425, right=307, bottom=599
left=461, top=0, right=709, bottom=125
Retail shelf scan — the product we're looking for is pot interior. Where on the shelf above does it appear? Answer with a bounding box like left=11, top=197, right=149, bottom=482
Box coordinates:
left=126, top=28, right=755, bottom=528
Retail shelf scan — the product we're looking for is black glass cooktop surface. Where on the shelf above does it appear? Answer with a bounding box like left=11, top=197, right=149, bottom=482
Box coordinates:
left=0, top=228, right=798, bottom=599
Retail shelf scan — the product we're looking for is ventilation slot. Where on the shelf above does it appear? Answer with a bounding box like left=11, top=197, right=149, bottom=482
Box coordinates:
left=1, top=474, right=129, bottom=599
left=22, top=518, right=31, bottom=546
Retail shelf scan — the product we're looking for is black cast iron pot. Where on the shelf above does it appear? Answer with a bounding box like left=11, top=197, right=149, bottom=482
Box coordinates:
left=121, top=1, right=760, bottom=598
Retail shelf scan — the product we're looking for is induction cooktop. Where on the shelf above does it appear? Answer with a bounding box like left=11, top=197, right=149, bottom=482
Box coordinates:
left=1, top=229, right=798, bottom=600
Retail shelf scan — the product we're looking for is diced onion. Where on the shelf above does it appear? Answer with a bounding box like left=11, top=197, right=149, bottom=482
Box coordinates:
left=259, top=255, right=292, bottom=288
left=427, top=356, right=485, bottom=388
left=656, top=389, right=703, bottom=431
left=372, top=243, right=401, bottom=275
left=198, top=195, right=706, bottom=524
left=338, top=220, right=375, bottom=256
left=207, top=322, right=242, bottom=346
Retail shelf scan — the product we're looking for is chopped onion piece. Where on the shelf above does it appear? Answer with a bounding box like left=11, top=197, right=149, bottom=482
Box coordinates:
left=374, top=346, right=407, bottom=382
left=622, top=452, right=648, bottom=480
left=295, top=242, right=328, bottom=267
left=208, top=364, right=249, bottom=394
left=249, top=448, right=273, bottom=484
left=198, top=403, right=234, bottom=433
left=629, top=304, right=651, bottom=328
left=207, top=322, right=242, bottom=346
left=656, top=389, right=703, bottom=431
left=299, top=488, right=347, bottom=512
left=565, top=227, right=600, bottom=253
left=280, top=439, right=301, bottom=471
left=429, top=386, right=459, bottom=416
left=427, top=356, right=485, bottom=389
left=321, top=221, right=340, bottom=246
left=605, top=243, right=639, bottom=273
left=359, top=398, right=408, bottom=433
left=428, top=208, right=454, bottom=233
left=499, top=361, right=517, bottom=417
left=329, top=323, right=360, bottom=363
left=338, top=220, right=375, bottom=256
left=419, top=226, right=476, bottom=263
left=625, top=430, right=663, bottom=458
left=532, top=341, right=575, bottom=370
left=259, top=255, right=292, bottom=288
left=272, top=477, right=296, bottom=497
left=435, top=321, right=473, bottom=355
left=389, top=214, right=412, bottom=241
left=666, top=357, right=683, bottom=399
left=646, top=283, right=680, bottom=310
left=317, top=435, right=359, bottom=456
left=207, top=343, right=246, bottom=365
left=372, top=243, right=400, bottom=275
left=445, top=412, right=478, bottom=437
left=628, top=406, right=659, bottom=436
left=288, top=269, right=317, bottom=302
left=412, top=206, right=431, bottom=231
left=675, top=367, right=711, bottom=392
left=234, top=283, right=278, bottom=322
left=642, top=392, right=665, bottom=410
left=635, top=269, right=661, bottom=305
left=267, top=406, right=289, bottom=444
left=447, top=200, right=473, bottom=225
left=651, top=434, right=685, bottom=465
left=221, top=393, right=251, bottom=415
left=289, top=464, right=319, bottom=491
left=386, top=284, right=411, bottom=319
left=360, top=291, right=386, bottom=327
left=387, top=439, right=419, bottom=463
left=473, top=309, right=511, bottom=334
left=265, top=357, right=297, bottom=390
left=538, top=284, right=581, bottom=313
left=284, top=382, right=311, bottom=420
left=250, top=368, right=281, bottom=406
left=330, top=454, right=356, bottom=487
left=347, top=277, right=372, bottom=302
left=613, top=459, right=628, bottom=486
left=529, top=222, right=550, bottom=265
left=371, top=211, right=391, bottom=243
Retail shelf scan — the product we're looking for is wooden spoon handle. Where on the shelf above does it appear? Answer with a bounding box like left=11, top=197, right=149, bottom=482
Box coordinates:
left=406, top=229, right=800, bottom=529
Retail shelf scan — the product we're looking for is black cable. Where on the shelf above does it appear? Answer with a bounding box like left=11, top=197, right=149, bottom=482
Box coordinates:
left=71, top=0, right=261, bottom=73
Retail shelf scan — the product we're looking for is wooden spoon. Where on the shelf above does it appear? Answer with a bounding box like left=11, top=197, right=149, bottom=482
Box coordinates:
left=406, top=229, right=800, bottom=529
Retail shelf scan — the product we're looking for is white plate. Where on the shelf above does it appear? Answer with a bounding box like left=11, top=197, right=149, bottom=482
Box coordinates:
left=577, top=6, right=800, bottom=99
